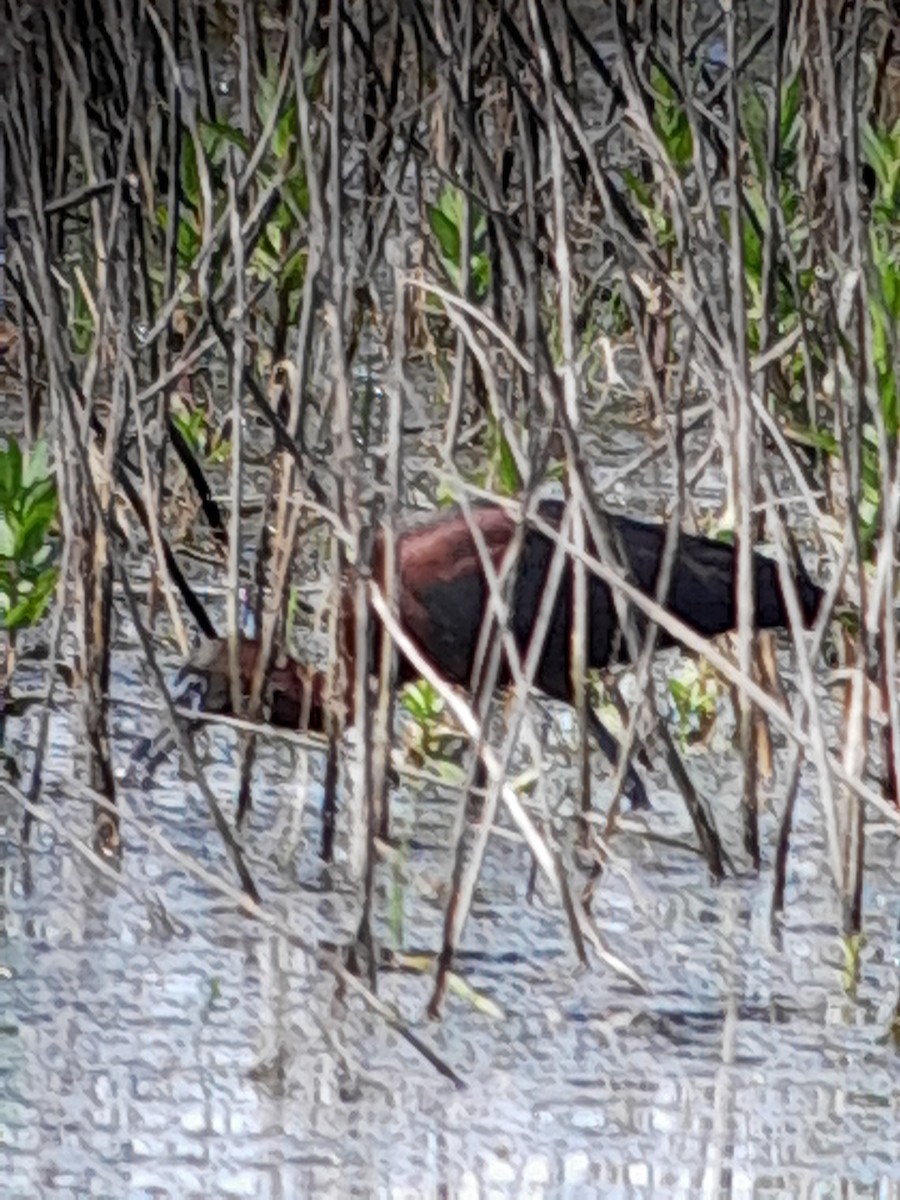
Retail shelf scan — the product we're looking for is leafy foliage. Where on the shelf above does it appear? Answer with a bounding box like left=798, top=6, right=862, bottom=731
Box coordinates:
left=668, top=659, right=719, bottom=749
left=0, top=439, right=60, bottom=633
left=400, top=678, right=466, bottom=781
left=170, top=407, right=233, bottom=466
left=428, top=184, right=491, bottom=299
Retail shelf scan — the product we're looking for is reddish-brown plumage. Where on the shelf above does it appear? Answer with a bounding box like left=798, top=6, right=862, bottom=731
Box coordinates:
left=179, top=505, right=521, bottom=730
left=178, top=499, right=821, bottom=811
left=177, top=635, right=329, bottom=731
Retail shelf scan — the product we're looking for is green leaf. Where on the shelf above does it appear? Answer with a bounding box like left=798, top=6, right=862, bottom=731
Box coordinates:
left=181, top=135, right=201, bottom=209
left=273, top=102, right=298, bottom=159
left=23, top=474, right=57, bottom=516
left=264, top=220, right=284, bottom=257
left=497, top=431, right=521, bottom=497
left=283, top=171, right=310, bottom=218
left=0, top=439, right=23, bottom=507
left=429, top=205, right=461, bottom=267
left=171, top=409, right=205, bottom=453
left=2, top=565, right=58, bottom=630
left=742, top=91, right=768, bottom=180
left=0, top=514, right=15, bottom=558
left=18, top=500, right=58, bottom=563
left=21, top=440, right=51, bottom=491
left=742, top=214, right=763, bottom=282
left=0, top=436, right=59, bottom=629
left=651, top=65, right=693, bottom=171
left=254, top=74, right=279, bottom=128
left=880, top=369, right=898, bottom=437
left=780, top=77, right=801, bottom=147
left=471, top=252, right=491, bottom=301
left=622, top=168, right=652, bottom=208
left=198, top=119, right=251, bottom=159
left=281, top=248, right=308, bottom=293
left=177, top=215, right=201, bottom=266
left=400, top=679, right=444, bottom=725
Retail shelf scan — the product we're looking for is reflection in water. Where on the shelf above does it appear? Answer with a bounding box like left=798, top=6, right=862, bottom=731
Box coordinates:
left=2, top=669, right=900, bottom=1197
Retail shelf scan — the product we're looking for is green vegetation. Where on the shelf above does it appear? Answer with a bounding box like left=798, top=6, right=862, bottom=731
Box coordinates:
left=0, top=438, right=59, bottom=635
left=428, top=183, right=491, bottom=300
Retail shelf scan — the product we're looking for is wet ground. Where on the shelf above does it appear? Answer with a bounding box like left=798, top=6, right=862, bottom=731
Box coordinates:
left=2, top=625, right=900, bottom=1198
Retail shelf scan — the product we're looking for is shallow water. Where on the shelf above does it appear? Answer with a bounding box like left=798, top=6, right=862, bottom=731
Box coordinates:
left=3, top=634, right=900, bottom=1198
left=2, top=375, right=897, bottom=1197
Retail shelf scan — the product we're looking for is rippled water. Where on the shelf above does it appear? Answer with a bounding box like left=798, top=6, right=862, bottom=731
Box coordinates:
left=3, top=622, right=900, bottom=1198
left=3, top=384, right=898, bottom=1196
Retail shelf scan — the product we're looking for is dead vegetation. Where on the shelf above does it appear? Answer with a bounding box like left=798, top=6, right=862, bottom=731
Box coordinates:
left=1, top=0, right=900, bottom=1062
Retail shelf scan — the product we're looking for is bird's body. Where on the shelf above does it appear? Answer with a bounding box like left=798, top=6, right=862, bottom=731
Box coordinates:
left=179, top=500, right=821, bottom=809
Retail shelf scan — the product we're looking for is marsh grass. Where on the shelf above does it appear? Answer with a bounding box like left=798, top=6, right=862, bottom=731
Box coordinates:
left=1, top=0, right=898, bottom=1062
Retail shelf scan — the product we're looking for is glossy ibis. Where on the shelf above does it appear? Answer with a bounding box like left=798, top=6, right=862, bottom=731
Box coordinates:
left=179, top=498, right=822, bottom=810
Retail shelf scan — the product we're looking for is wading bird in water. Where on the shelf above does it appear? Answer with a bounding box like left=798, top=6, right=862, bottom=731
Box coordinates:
left=179, top=498, right=822, bottom=814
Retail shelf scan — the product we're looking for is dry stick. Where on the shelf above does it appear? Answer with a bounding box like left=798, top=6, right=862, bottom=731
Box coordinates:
left=133, top=333, right=222, bottom=405
left=531, top=510, right=900, bottom=828
left=88, top=301, right=126, bottom=853
left=404, top=276, right=532, bottom=371
left=0, top=776, right=464, bottom=1089
left=427, top=498, right=592, bottom=1019
left=287, top=8, right=327, bottom=452
left=755, top=0, right=792, bottom=380
left=431, top=295, right=530, bottom=481
left=872, top=465, right=900, bottom=819
left=702, top=898, right=740, bottom=1200
left=127, top=359, right=190, bottom=655
left=6, top=132, right=261, bottom=902
left=495, top=61, right=740, bottom=868
left=288, top=12, right=342, bottom=864
left=57, top=357, right=262, bottom=899
left=841, top=639, right=867, bottom=937
left=770, top=539, right=849, bottom=925
left=236, top=0, right=253, bottom=138
left=672, top=3, right=723, bottom=279
left=565, top=442, right=726, bottom=878
left=369, top=580, right=645, bottom=995
left=762, top=472, right=843, bottom=892
left=840, top=0, right=875, bottom=936
left=16, top=265, right=260, bottom=894
left=139, top=3, right=294, bottom=347
left=721, top=5, right=760, bottom=870
left=751, top=0, right=796, bottom=791
left=607, top=9, right=682, bottom=422
left=405, top=275, right=724, bottom=868
left=326, top=0, right=376, bottom=983
left=372, top=238, right=409, bottom=842
left=218, top=157, right=254, bottom=824
left=809, top=7, right=873, bottom=939
left=37, top=21, right=142, bottom=846
left=511, top=84, right=542, bottom=443
left=845, top=25, right=900, bottom=814
left=528, top=0, right=593, bottom=838
left=598, top=329, right=695, bottom=844
left=152, top=0, right=184, bottom=626
left=444, top=0, right=475, bottom=455
left=426, top=487, right=558, bottom=892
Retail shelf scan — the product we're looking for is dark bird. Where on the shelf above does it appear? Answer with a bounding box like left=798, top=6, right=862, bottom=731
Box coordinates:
left=178, top=499, right=822, bottom=810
